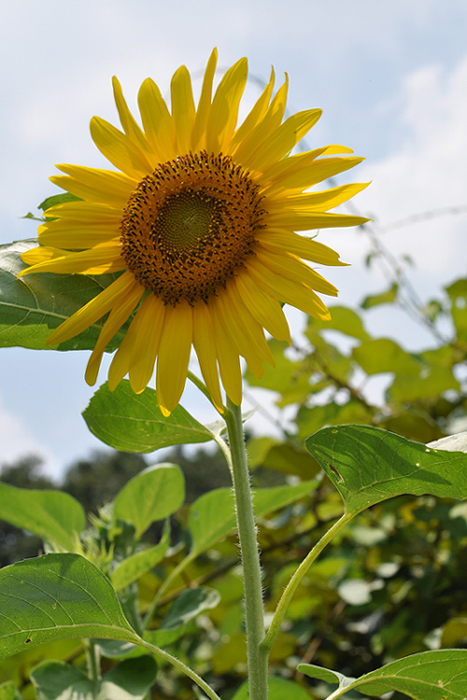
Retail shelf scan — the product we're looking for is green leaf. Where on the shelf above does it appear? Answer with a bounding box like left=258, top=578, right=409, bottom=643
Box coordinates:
left=160, top=587, right=220, bottom=629
left=232, top=676, right=311, bottom=700
left=30, top=656, right=157, bottom=700
left=0, top=484, right=85, bottom=551
left=308, top=305, right=370, bottom=341
left=390, top=365, right=459, bottom=402
left=113, top=464, right=184, bottom=538
left=440, top=617, right=467, bottom=647
left=0, top=240, right=126, bottom=351
left=305, top=425, right=467, bottom=515
left=83, top=380, right=214, bottom=452
left=38, top=193, right=81, bottom=212
left=0, top=682, right=21, bottom=700
left=446, top=278, right=467, bottom=341
left=247, top=438, right=320, bottom=479
left=189, top=480, right=317, bottom=555
left=301, top=649, right=467, bottom=699
left=145, top=586, right=221, bottom=647
left=352, top=337, right=422, bottom=375
left=296, top=663, right=352, bottom=685
left=0, top=553, right=139, bottom=660
left=30, top=661, right=95, bottom=700
left=111, top=522, right=170, bottom=590
left=100, top=656, right=158, bottom=700
left=361, top=282, right=398, bottom=309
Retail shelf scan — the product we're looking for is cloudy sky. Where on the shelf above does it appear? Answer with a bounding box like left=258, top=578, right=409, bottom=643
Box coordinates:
left=1, top=0, right=467, bottom=478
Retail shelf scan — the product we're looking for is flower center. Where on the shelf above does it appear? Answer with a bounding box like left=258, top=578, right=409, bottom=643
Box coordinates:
left=120, top=151, right=264, bottom=305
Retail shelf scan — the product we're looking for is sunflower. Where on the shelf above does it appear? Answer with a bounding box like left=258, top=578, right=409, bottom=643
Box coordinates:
left=19, top=49, right=368, bottom=416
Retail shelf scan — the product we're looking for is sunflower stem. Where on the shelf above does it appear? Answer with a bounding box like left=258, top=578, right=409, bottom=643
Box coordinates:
left=224, top=398, right=268, bottom=700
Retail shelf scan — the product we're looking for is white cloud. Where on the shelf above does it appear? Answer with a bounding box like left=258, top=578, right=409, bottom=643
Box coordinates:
left=328, top=55, right=467, bottom=294
left=0, top=395, right=60, bottom=479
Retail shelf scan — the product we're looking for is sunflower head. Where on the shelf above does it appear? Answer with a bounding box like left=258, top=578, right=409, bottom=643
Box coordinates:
left=19, top=49, right=368, bottom=416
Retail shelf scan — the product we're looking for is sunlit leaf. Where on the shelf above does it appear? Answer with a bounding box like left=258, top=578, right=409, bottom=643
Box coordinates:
left=0, top=554, right=139, bottom=660
left=0, top=484, right=85, bottom=551
left=306, top=425, right=467, bottom=515
left=30, top=656, right=157, bottom=700
left=307, top=305, right=370, bottom=341
left=83, top=381, right=214, bottom=452
left=0, top=240, right=125, bottom=351
left=113, top=464, right=185, bottom=538
left=299, top=649, right=467, bottom=699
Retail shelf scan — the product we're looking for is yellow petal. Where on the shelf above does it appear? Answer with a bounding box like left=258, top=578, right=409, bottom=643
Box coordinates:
left=206, top=57, right=248, bottom=153
left=112, top=76, right=157, bottom=166
left=38, top=222, right=120, bottom=249
left=228, top=66, right=275, bottom=153
left=257, top=228, right=346, bottom=266
left=256, top=248, right=338, bottom=296
left=247, top=257, right=331, bottom=320
left=128, top=294, right=166, bottom=394
left=192, top=49, right=218, bottom=151
left=90, top=116, right=153, bottom=179
left=171, top=65, right=196, bottom=154
left=19, top=242, right=125, bottom=277
left=192, top=301, right=224, bottom=412
left=138, top=78, right=177, bottom=162
left=232, top=74, right=288, bottom=167
left=234, top=271, right=291, bottom=343
left=214, top=292, right=264, bottom=378
left=85, top=281, right=143, bottom=386
left=266, top=209, right=369, bottom=231
left=47, top=271, right=139, bottom=346
left=52, top=164, right=136, bottom=204
left=156, top=301, right=193, bottom=415
left=209, top=300, right=243, bottom=406
left=264, top=156, right=365, bottom=196
left=223, top=283, right=275, bottom=369
left=245, top=109, right=322, bottom=174
left=266, top=182, right=370, bottom=213
left=42, top=201, right=122, bottom=223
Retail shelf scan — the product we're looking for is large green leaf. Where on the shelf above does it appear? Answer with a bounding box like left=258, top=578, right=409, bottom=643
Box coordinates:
left=113, top=464, right=185, bottom=538
left=30, top=656, right=158, bottom=700
left=298, top=649, right=467, bottom=699
left=0, top=484, right=85, bottom=551
left=83, top=381, right=214, bottom=452
left=0, top=554, right=139, bottom=660
left=189, top=480, right=317, bottom=555
left=0, top=240, right=125, bottom=351
left=305, top=425, right=467, bottom=515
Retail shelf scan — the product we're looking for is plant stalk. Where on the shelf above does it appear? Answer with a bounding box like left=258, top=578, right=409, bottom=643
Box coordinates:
left=224, top=398, right=268, bottom=700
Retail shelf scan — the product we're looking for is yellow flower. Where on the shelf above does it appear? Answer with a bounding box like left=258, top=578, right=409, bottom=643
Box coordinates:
left=19, top=49, right=368, bottom=416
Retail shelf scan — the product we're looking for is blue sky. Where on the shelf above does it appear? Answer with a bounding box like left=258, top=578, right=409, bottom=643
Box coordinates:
left=1, top=0, right=467, bottom=478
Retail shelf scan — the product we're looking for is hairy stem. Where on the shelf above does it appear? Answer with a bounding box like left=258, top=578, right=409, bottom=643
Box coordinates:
left=224, top=398, right=268, bottom=700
